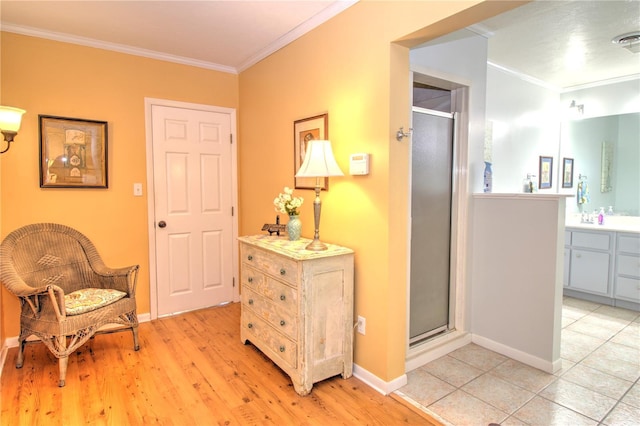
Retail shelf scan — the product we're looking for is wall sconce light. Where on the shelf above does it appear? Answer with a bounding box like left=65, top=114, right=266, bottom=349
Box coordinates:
left=569, top=100, right=584, bottom=116
left=295, top=139, right=344, bottom=251
left=0, top=106, right=26, bottom=154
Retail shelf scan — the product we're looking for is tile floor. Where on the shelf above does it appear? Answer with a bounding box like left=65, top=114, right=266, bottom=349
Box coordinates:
left=396, top=297, right=640, bottom=425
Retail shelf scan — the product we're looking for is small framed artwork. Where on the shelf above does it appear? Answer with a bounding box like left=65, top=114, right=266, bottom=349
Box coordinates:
left=39, top=115, right=108, bottom=188
left=539, top=156, right=553, bottom=189
left=294, top=113, right=328, bottom=190
left=562, top=157, right=574, bottom=188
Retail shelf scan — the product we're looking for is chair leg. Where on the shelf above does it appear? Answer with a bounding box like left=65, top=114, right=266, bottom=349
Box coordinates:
left=132, top=326, right=140, bottom=351
left=16, top=338, right=25, bottom=369
left=58, top=356, right=68, bottom=387
left=57, top=335, right=67, bottom=387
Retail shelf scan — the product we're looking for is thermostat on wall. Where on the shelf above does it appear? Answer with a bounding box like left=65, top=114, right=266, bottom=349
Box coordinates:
left=349, top=153, right=370, bottom=175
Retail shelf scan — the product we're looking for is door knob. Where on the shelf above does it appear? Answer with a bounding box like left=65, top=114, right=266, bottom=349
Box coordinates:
left=158, top=221, right=167, bottom=228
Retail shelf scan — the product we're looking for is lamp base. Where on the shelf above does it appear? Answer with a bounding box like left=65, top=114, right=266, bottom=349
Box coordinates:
left=305, top=238, right=328, bottom=251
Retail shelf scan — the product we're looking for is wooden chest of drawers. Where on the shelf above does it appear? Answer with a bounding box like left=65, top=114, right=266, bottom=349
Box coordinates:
left=239, top=235, right=354, bottom=395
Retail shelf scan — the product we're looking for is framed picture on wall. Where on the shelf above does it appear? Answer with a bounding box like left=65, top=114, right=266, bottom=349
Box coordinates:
left=562, top=157, right=574, bottom=188
left=294, top=113, right=328, bottom=190
left=39, top=115, right=108, bottom=188
left=539, top=156, right=553, bottom=189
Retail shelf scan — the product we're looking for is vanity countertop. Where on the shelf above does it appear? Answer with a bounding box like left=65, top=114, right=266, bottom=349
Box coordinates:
left=566, top=215, right=640, bottom=234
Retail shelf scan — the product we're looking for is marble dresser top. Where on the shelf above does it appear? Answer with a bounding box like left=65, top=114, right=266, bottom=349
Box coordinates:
left=239, top=235, right=353, bottom=260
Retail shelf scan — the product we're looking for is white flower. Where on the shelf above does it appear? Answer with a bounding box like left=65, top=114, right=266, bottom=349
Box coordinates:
left=274, top=187, right=304, bottom=215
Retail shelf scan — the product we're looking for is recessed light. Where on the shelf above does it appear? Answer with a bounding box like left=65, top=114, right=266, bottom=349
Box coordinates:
left=612, top=32, right=640, bottom=53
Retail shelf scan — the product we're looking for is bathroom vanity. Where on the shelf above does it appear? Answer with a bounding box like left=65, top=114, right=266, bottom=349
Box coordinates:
left=564, top=216, right=640, bottom=311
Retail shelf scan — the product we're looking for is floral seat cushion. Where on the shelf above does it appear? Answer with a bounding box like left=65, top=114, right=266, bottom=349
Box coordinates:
left=64, top=288, right=127, bottom=316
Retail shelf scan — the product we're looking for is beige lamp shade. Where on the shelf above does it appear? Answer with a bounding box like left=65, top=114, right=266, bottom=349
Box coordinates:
left=295, top=140, right=344, bottom=178
left=0, top=106, right=26, bottom=133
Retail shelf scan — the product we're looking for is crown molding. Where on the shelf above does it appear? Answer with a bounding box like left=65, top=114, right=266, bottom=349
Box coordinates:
left=236, top=0, right=358, bottom=72
left=1, top=22, right=237, bottom=75
left=487, top=61, right=560, bottom=92
left=561, top=73, right=640, bottom=93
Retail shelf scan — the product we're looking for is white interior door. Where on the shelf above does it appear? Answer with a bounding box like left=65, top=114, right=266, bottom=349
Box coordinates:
left=149, top=102, right=236, bottom=317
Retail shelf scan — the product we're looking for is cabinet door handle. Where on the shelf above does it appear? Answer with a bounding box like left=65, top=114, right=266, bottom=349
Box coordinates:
left=248, top=323, right=253, bottom=329
left=280, top=268, right=286, bottom=275
left=248, top=299, right=254, bottom=305
left=248, top=255, right=253, bottom=261
left=248, top=277, right=253, bottom=283
left=280, top=320, right=286, bottom=326
left=576, top=254, right=582, bottom=258
left=279, top=345, right=285, bottom=352
left=280, top=294, right=286, bottom=301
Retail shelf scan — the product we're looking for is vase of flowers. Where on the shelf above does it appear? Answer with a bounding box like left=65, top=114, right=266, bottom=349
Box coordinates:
left=274, top=187, right=304, bottom=240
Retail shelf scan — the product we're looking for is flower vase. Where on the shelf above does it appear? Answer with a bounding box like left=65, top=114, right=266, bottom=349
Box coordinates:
left=286, top=214, right=302, bottom=241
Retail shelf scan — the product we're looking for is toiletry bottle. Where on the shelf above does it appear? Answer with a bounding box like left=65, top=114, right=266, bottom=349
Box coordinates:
left=483, top=162, right=492, bottom=193
left=607, top=206, right=614, bottom=215
left=523, top=174, right=533, bottom=193
left=598, top=207, right=605, bottom=225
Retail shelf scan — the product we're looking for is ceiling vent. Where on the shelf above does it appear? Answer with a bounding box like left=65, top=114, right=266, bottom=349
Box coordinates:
left=612, top=32, right=640, bottom=54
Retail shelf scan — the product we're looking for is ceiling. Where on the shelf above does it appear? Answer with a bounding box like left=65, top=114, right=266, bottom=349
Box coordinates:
left=1, top=1, right=639, bottom=87
left=475, top=0, right=640, bottom=90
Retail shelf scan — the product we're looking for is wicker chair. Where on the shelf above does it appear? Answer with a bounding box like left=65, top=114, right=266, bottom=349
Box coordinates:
left=0, top=223, right=140, bottom=387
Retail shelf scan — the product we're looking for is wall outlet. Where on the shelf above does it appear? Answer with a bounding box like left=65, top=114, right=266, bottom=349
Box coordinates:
left=357, top=315, right=366, bottom=335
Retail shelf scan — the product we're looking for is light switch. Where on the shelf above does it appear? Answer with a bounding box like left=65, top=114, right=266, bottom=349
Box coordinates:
left=133, top=183, right=143, bottom=196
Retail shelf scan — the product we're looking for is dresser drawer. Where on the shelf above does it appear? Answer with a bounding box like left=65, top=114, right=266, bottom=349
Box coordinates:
left=618, top=234, right=640, bottom=255
left=618, top=254, right=640, bottom=278
left=242, top=288, right=297, bottom=340
left=242, top=264, right=298, bottom=307
left=242, top=245, right=299, bottom=287
left=615, top=276, right=640, bottom=302
left=571, top=231, right=611, bottom=251
left=242, top=309, right=297, bottom=369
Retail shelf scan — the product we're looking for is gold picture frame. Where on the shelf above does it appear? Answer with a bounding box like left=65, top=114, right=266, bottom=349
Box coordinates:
left=294, top=113, right=328, bottom=190
left=39, top=115, right=108, bottom=188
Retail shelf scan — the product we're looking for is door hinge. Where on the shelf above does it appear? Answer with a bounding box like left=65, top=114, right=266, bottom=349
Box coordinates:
left=231, top=206, right=234, bottom=216
left=230, top=134, right=233, bottom=144
left=233, top=277, right=236, bottom=287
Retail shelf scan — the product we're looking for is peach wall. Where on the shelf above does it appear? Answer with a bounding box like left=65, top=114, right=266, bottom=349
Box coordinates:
left=0, top=32, right=239, bottom=338
left=238, top=0, right=517, bottom=382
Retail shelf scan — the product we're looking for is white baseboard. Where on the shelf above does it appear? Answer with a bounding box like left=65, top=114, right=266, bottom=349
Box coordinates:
left=472, top=334, right=561, bottom=374
left=353, top=363, right=407, bottom=395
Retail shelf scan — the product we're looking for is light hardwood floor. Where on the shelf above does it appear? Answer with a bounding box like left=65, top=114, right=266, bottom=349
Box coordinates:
left=1, top=302, right=438, bottom=425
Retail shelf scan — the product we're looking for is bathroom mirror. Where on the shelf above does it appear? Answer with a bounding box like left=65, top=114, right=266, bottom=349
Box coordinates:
left=560, top=112, right=639, bottom=216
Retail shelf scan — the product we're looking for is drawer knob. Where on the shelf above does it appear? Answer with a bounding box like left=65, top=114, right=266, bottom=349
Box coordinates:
left=248, top=299, right=254, bottom=305
left=280, top=294, right=286, bottom=301
left=280, top=268, right=286, bottom=275
left=279, top=345, right=285, bottom=352
left=280, top=320, right=286, bottom=326
left=248, top=255, right=253, bottom=261
left=576, top=254, right=582, bottom=258
left=248, top=323, right=253, bottom=329
left=248, top=277, right=253, bottom=283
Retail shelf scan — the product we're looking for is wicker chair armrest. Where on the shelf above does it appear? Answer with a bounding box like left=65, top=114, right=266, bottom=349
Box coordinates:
left=93, top=264, right=140, bottom=295
left=11, top=284, right=66, bottom=321
left=47, top=285, right=67, bottom=319
left=0, top=271, right=49, bottom=298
